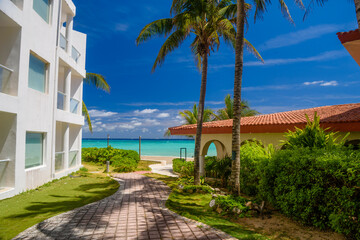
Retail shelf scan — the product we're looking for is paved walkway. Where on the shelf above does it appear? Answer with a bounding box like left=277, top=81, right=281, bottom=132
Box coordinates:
left=14, top=173, right=234, bottom=240
left=149, top=164, right=178, bottom=178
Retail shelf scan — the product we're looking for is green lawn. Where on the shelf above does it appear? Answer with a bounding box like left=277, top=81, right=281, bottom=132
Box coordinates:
left=0, top=170, right=119, bottom=240
left=145, top=173, right=270, bottom=240
left=82, top=160, right=159, bottom=174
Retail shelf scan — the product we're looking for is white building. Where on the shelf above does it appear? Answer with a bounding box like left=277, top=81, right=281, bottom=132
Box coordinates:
left=0, top=0, right=86, bottom=200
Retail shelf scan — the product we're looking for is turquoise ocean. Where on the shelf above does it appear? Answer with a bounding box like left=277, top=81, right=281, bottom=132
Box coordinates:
left=82, top=139, right=216, bottom=157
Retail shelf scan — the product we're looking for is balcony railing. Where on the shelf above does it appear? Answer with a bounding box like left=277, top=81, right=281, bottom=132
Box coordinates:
left=0, top=64, right=13, bottom=94
left=55, top=152, right=64, bottom=172
left=60, top=34, right=67, bottom=50
left=70, top=98, right=79, bottom=114
left=69, top=150, right=78, bottom=168
left=71, top=46, right=81, bottom=63
left=57, top=91, right=66, bottom=110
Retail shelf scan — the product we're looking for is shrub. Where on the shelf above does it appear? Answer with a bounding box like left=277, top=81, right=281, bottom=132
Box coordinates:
left=215, top=195, right=249, bottom=216
left=281, top=112, right=348, bottom=149
left=260, top=148, right=360, bottom=238
left=82, top=146, right=140, bottom=165
left=239, top=140, right=270, bottom=196
left=182, top=185, right=213, bottom=194
left=172, top=158, right=194, bottom=177
left=111, top=155, right=138, bottom=172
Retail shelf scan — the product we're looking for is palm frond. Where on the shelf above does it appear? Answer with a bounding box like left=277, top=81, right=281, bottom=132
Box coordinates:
left=244, top=38, right=264, bottom=62
left=84, top=73, right=110, bottom=93
left=136, top=18, right=174, bottom=45
left=278, top=0, right=295, bottom=25
left=82, top=101, right=92, bottom=133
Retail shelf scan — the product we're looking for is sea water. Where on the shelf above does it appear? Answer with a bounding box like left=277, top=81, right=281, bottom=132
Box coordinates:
left=82, top=139, right=217, bottom=158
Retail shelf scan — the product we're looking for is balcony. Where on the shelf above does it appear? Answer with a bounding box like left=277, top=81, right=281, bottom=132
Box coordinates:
left=69, top=150, right=78, bottom=168
left=55, top=152, right=65, bottom=172
left=0, top=64, right=13, bottom=94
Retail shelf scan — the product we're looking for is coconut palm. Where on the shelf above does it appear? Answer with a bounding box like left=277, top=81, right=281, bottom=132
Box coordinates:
left=164, top=103, right=215, bottom=137
left=230, top=0, right=304, bottom=195
left=303, top=0, right=360, bottom=28
left=83, top=73, right=110, bottom=133
left=216, top=94, right=259, bottom=120
left=137, top=0, right=261, bottom=185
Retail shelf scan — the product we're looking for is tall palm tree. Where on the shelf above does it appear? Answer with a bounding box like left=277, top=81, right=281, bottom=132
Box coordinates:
left=216, top=94, right=259, bottom=120
left=304, top=0, right=360, bottom=28
left=136, top=0, right=261, bottom=185
left=231, top=0, right=304, bottom=195
left=83, top=73, right=110, bottom=133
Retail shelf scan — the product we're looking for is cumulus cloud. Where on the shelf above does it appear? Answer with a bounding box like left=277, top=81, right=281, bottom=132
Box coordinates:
left=157, top=113, right=170, bottom=118
left=89, top=109, right=117, bottom=118
left=134, top=109, right=159, bottom=114
left=303, top=80, right=338, bottom=86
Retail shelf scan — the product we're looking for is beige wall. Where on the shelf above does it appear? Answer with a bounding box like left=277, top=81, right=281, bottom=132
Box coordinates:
left=200, top=131, right=360, bottom=158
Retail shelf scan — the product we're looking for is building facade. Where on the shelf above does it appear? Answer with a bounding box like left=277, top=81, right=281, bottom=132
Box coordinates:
left=0, top=0, right=86, bottom=200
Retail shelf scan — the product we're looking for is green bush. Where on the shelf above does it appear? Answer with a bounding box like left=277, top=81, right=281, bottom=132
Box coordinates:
left=281, top=112, right=348, bottom=149
left=82, top=146, right=140, bottom=165
left=260, top=148, right=360, bottom=238
left=182, top=185, right=213, bottom=194
left=215, top=195, right=248, bottom=216
left=172, top=158, right=194, bottom=177
left=239, top=140, right=270, bottom=196
left=111, top=155, right=138, bottom=172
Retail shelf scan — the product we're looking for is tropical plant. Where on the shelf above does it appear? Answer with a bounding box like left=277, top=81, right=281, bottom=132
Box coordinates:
left=137, top=0, right=261, bottom=185
left=281, top=112, right=349, bottom=149
left=216, top=94, right=259, bottom=120
left=83, top=73, right=110, bottom=133
left=230, top=0, right=304, bottom=195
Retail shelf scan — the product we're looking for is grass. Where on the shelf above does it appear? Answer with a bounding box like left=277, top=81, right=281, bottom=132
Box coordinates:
left=145, top=173, right=270, bottom=240
left=0, top=169, right=119, bottom=240
left=135, top=160, right=160, bottom=171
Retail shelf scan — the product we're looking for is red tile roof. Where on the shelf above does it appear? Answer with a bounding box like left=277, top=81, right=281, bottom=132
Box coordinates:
left=169, top=103, right=360, bottom=135
left=337, top=29, right=360, bottom=44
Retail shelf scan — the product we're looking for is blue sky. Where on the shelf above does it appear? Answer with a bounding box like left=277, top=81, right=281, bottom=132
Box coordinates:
left=73, top=0, right=360, bottom=139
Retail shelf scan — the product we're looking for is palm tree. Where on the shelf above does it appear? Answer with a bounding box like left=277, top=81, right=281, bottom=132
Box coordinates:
left=164, top=103, right=215, bottom=137
left=216, top=94, right=259, bottom=120
left=230, top=0, right=304, bottom=195
left=136, top=0, right=261, bottom=185
left=83, top=73, right=110, bottom=133
left=304, top=0, right=360, bottom=28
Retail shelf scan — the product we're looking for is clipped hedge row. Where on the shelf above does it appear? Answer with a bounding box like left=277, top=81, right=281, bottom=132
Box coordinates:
left=82, top=146, right=140, bottom=172
left=260, top=148, right=360, bottom=238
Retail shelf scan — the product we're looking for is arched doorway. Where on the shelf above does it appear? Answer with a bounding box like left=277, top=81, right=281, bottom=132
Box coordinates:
left=199, top=140, right=227, bottom=176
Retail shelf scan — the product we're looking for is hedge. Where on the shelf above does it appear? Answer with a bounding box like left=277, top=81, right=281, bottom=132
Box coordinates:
left=172, top=158, right=194, bottom=177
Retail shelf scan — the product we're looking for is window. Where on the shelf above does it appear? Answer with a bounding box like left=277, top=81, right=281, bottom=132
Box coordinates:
left=25, top=133, right=44, bottom=169
left=28, top=53, right=47, bottom=92
left=33, top=0, right=50, bottom=23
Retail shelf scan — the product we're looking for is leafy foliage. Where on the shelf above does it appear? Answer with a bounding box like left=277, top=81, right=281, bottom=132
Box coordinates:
left=215, top=195, right=249, bottom=216
left=260, top=148, right=360, bottom=238
left=172, top=158, right=194, bottom=177
left=281, top=112, right=348, bottom=149
left=82, top=146, right=140, bottom=165
left=111, top=155, right=138, bottom=172
left=180, top=103, right=215, bottom=124
left=215, top=94, right=259, bottom=120
left=204, top=156, right=232, bottom=187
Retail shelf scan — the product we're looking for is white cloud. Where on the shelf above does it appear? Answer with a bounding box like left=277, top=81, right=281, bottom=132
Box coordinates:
left=157, top=113, right=170, bottom=118
left=134, top=109, right=159, bottom=114
left=115, top=23, right=129, bottom=32
left=211, top=50, right=348, bottom=69
left=89, top=109, right=117, bottom=118
left=144, top=119, right=161, bottom=125
left=142, top=128, right=149, bottom=133
left=261, top=24, right=344, bottom=51
left=121, top=101, right=223, bottom=107
left=303, top=80, right=338, bottom=86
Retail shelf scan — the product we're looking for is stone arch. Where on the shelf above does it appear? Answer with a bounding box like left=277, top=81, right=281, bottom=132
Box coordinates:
left=201, top=139, right=227, bottom=159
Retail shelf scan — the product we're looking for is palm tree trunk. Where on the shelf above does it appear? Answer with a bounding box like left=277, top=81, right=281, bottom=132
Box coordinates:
left=230, top=0, right=246, bottom=195
left=355, top=0, right=360, bottom=28
left=194, top=53, right=208, bottom=185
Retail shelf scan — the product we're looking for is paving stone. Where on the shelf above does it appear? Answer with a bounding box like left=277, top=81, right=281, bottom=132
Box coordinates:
left=13, top=173, right=236, bottom=240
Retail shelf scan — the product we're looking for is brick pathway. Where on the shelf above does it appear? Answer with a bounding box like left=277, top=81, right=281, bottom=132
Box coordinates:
left=14, top=173, right=235, bottom=240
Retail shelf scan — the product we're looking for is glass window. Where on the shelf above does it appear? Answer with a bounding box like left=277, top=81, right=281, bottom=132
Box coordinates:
left=25, top=133, right=44, bottom=169
left=28, top=53, right=46, bottom=92
left=33, top=0, right=50, bottom=23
